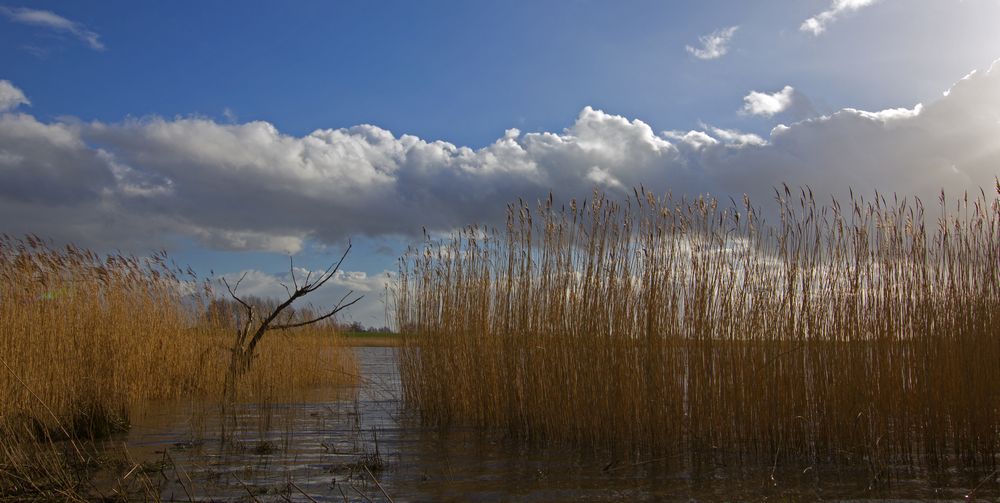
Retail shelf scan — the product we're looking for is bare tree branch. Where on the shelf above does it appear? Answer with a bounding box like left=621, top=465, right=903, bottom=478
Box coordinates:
left=221, top=272, right=252, bottom=312
left=272, top=291, right=363, bottom=330
left=229, top=241, right=360, bottom=366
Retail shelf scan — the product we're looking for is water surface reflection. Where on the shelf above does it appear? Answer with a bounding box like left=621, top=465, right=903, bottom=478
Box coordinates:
left=113, top=347, right=998, bottom=502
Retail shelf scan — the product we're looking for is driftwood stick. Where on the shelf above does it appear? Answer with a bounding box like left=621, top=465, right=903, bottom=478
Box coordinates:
left=363, top=465, right=394, bottom=503
left=289, top=480, right=319, bottom=503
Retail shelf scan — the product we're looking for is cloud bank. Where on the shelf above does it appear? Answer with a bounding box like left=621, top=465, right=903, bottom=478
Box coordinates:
left=0, top=60, right=998, bottom=254
left=0, top=6, right=105, bottom=50
left=686, top=26, right=738, bottom=60
left=801, top=0, right=879, bottom=36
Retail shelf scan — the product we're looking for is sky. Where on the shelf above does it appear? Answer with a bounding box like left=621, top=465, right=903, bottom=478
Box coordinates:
left=2, top=0, right=1000, bottom=326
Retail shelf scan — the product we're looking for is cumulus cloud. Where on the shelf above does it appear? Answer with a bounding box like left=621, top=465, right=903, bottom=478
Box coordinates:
left=686, top=26, right=739, bottom=60
left=741, top=86, right=796, bottom=117
left=801, top=0, right=879, bottom=36
left=663, top=126, right=766, bottom=149
left=0, top=60, right=998, bottom=256
left=0, top=113, right=115, bottom=204
left=740, top=85, right=818, bottom=120
left=0, top=6, right=105, bottom=50
left=706, top=126, right=766, bottom=147
left=0, top=81, right=30, bottom=112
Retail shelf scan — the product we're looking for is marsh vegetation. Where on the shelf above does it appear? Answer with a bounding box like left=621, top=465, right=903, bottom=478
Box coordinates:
left=0, top=236, right=356, bottom=499
left=397, top=185, right=1000, bottom=475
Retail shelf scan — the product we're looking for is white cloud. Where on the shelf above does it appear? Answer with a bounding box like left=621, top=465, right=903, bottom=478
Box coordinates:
left=0, top=81, right=30, bottom=112
left=843, top=104, right=923, bottom=123
left=661, top=129, right=716, bottom=150
left=707, top=126, right=766, bottom=147
left=0, top=6, right=105, bottom=50
left=0, top=61, right=998, bottom=257
left=686, top=26, right=738, bottom=60
left=741, top=86, right=796, bottom=117
left=801, top=0, right=879, bottom=36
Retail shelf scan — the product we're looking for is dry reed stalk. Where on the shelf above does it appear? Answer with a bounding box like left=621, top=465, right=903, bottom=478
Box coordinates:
left=397, top=186, right=1000, bottom=471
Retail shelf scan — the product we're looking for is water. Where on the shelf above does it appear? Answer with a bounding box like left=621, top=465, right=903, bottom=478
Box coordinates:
left=103, top=347, right=999, bottom=502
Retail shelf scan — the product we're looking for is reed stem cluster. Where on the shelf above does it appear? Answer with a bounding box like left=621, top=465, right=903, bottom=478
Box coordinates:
left=397, top=186, right=1000, bottom=469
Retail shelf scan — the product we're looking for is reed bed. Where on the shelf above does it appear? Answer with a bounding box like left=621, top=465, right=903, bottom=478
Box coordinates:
left=0, top=236, right=355, bottom=498
left=397, top=185, right=1000, bottom=471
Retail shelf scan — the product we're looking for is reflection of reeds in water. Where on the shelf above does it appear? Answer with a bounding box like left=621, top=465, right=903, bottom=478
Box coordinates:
left=0, top=236, right=355, bottom=498
left=397, top=185, right=1000, bottom=471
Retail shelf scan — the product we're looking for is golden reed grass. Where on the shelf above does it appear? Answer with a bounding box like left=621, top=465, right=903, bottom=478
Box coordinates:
left=397, top=185, right=1000, bottom=471
left=0, top=236, right=354, bottom=497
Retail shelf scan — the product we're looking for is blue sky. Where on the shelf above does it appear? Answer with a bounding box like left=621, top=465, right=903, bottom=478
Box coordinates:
left=2, top=0, right=1000, bottom=325
left=6, top=0, right=998, bottom=143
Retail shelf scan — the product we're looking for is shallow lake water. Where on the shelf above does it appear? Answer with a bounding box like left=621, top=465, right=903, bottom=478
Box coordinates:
left=106, top=346, right=999, bottom=502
